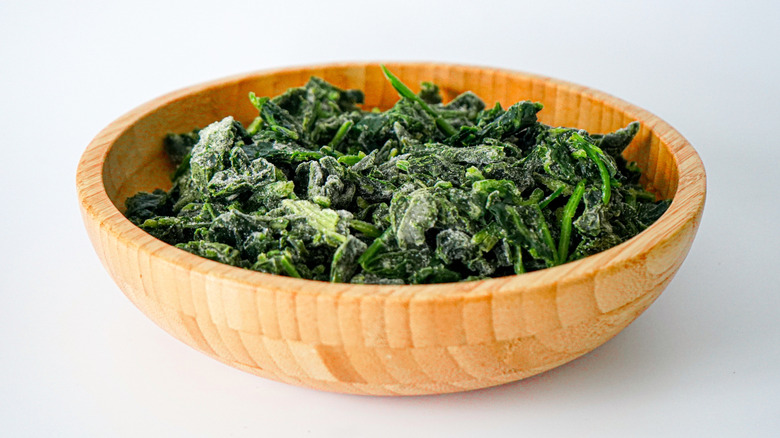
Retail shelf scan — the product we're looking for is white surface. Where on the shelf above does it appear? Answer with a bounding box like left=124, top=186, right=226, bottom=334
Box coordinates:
left=2, top=1, right=779, bottom=436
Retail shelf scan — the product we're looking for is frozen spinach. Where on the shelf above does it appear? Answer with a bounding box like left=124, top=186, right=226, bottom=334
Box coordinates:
left=125, top=66, right=670, bottom=284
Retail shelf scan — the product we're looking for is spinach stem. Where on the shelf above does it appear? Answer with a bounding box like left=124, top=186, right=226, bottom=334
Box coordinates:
left=357, top=229, right=392, bottom=267
left=586, top=146, right=611, bottom=204
left=280, top=252, right=302, bottom=278
left=558, top=180, right=586, bottom=264
left=536, top=205, right=558, bottom=266
left=513, top=246, right=526, bottom=274
left=539, top=186, right=565, bottom=209
left=380, top=65, right=458, bottom=137
left=328, top=120, right=353, bottom=148
left=349, top=219, right=382, bottom=238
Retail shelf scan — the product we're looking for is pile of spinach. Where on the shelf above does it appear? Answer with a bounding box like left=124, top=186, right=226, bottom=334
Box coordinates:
left=125, top=66, right=670, bottom=284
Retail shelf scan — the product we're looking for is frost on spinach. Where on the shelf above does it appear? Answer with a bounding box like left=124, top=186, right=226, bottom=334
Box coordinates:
left=125, top=66, right=670, bottom=284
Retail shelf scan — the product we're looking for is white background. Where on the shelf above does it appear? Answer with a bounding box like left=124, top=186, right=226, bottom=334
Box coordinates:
left=2, top=1, right=779, bottom=436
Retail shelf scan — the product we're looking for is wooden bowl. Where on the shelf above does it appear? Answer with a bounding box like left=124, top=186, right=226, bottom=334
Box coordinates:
left=76, top=63, right=706, bottom=395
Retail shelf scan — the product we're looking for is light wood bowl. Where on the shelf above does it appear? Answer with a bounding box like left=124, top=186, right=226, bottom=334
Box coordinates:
left=76, top=63, right=706, bottom=395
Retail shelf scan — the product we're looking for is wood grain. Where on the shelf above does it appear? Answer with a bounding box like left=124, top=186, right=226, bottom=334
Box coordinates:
left=76, top=62, right=706, bottom=395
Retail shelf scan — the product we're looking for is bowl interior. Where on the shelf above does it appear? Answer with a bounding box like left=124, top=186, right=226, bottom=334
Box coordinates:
left=102, top=63, right=678, bottom=217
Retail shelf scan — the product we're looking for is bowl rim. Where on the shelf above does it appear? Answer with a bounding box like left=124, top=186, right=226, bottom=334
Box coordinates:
left=76, top=61, right=706, bottom=299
